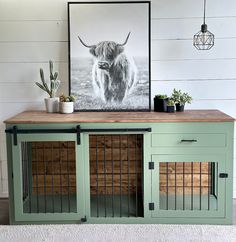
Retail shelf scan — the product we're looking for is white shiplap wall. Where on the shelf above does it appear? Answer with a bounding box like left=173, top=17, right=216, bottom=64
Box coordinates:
left=0, top=0, right=235, bottom=197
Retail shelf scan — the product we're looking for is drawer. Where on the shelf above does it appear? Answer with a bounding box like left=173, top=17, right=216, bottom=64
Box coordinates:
left=151, top=133, right=226, bottom=147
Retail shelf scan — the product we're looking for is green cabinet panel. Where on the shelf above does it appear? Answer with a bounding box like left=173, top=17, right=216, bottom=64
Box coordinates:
left=11, top=133, right=85, bottom=222
left=5, top=121, right=234, bottom=224
left=151, top=154, right=226, bottom=218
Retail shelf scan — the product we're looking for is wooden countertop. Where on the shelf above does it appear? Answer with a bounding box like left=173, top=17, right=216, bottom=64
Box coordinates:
left=4, top=110, right=234, bottom=124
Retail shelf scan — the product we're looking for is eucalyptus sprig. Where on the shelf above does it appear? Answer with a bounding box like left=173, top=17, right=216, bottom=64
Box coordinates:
left=171, top=88, right=192, bottom=105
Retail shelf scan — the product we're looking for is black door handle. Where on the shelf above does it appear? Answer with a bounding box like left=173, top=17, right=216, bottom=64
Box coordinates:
left=181, top=139, right=197, bottom=142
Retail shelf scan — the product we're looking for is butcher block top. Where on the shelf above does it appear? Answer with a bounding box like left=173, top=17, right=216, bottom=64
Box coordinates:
left=4, top=110, right=234, bottom=124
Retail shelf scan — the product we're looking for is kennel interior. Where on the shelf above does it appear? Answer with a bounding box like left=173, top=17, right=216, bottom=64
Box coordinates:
left=89, top=134, right=144, bottom=218
left=159, top=162, right=218, bottom=211
left=21, top=141, right=77, bottom=214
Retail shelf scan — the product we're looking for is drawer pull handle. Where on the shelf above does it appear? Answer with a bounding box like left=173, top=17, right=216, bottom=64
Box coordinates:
left=181, top=139, right=197, bottom=143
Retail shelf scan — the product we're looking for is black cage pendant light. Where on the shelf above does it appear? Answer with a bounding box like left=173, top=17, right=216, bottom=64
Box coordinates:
left=193, top=0, right=214, bottom=50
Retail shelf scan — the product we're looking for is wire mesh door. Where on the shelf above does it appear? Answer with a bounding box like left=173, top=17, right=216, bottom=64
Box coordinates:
left=159, top=162, right=216, bottom=211
left=151, top=154, right=226, bottom=218
left=89, top=134, right=144, bottom=218
left=12, top=134, right=84, bottom=221
left=21, top=141, right=77, bottom=213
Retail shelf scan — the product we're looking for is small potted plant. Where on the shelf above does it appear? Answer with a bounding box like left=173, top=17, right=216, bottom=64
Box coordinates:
left=35, top=60, right=60, bottom=113
left=171, top=88, right=192, bottom=112
left=167, top=99, right=175, bottom=113
left=153, top=94, right=169, bottom=112
left=59, top=94, right=76, bottom=114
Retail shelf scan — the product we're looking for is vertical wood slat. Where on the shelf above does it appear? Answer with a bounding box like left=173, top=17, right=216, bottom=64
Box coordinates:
left=119, top=135, right=122, bottom=217
left=96, top=136, right=99, bottom=217
left=66, top=141, right=70, bottom=213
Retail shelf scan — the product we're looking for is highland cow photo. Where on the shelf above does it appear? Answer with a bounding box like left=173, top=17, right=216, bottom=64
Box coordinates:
left=68, top=2, right=150, bottom=111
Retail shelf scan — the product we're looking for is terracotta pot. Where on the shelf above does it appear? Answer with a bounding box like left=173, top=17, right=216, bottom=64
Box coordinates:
left=59, top=102, right=74, bottom=114
left=44, top=97, right=59, bottom=113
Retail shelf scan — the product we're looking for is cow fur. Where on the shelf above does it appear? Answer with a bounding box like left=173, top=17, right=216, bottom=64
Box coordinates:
left=80, top=39, right=138, bottom=103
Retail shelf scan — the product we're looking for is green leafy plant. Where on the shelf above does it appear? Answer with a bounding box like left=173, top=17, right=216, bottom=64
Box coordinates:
left=59, top=94, right=76, bottom=102
left=171, top=88, right=192, bottom=105
left=35, top=60, right=60, bottom=98
left=167, top=99, right=175, bottom=106
left=154, top=94, right=168, bottom=99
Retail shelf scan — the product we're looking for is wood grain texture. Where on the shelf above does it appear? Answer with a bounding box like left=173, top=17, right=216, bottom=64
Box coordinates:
left=4, top=110, right=235, bottom=124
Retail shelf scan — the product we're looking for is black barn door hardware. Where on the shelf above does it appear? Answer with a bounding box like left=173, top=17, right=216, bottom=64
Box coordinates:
left=6, top=125, right=152, bottom=145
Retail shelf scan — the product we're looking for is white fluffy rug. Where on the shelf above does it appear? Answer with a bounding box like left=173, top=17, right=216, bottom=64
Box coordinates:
left=0, top=224, right=236, bottom=242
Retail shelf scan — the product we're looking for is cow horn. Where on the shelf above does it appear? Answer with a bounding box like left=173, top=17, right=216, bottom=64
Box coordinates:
left=78, top=36, right=95, bottom=48
left=118, top=32, right=131, bottom=47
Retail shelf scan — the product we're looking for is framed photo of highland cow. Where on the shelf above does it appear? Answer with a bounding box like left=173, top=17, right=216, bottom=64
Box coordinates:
left=68, top=1, right=151, bottom=111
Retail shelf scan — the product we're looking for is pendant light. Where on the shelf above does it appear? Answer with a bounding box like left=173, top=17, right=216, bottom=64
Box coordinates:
left=193, top=0, right=214, bottom=50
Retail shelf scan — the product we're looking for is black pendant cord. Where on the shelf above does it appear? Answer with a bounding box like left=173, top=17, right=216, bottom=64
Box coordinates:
left=203, top=0, right=206, bottom=25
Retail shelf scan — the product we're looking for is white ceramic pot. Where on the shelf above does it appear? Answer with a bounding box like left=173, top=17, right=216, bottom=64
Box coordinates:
left=44, top=97, right=59, bottom=113
left=59, top=102, right=74, bottom=114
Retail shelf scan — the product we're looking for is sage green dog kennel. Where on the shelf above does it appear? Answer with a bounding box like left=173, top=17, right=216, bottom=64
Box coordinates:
left=4, top=110, right=234, bottom=224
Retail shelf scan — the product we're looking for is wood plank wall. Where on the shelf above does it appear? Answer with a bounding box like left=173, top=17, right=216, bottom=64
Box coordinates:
left=30, top=136, right=210, bottom=196
left=0, top=0, right=236, bottom=197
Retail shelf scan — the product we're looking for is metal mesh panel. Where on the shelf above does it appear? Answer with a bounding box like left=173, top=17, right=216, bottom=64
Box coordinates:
left=159, top=162, right=217, bottom=211
left=89, top=134, right=144, bottom=217
left=21, top=141, right=77, bottom=213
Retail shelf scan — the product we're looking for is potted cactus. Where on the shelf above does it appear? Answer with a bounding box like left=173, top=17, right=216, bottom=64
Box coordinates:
left=153, top=94, right=169, bottom=112
left=171, top=88, right=192, bottom=112
left=167, top=99, right=175, bottom=113
left=35, top=60, right=60, bottom=113
left=59, top=94, right=76, bottom=113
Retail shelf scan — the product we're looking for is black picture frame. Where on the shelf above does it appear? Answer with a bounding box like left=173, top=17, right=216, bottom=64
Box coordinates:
left=67, top=1, right=151, bottom=112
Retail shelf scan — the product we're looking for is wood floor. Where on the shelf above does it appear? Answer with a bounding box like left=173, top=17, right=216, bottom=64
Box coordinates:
left=0, top=198, right=235, bottom=225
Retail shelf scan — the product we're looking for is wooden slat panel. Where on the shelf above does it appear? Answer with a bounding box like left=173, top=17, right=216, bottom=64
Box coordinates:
left=159, top=174, right=209, bottom=187
left=0, top=63, right=68, bottom=83
left=89, top=148, right=142, bottom=162
left=0, top=0, right=234, bottom=20
left=0, top=82, right=68, bottom=102
left=151, top=0, right=236, bottom=19
left=151, top=39, right=236, bottom=61
left=151, top=60, right=236, bottom=81
left=33, top=174, right=76, bottom=187
left=159, top=162, right=211, bottom=195
left=90, top=174, right=141, bottom=187
left=33, top=186, right=76, bottom=195
left=0, top=42, right=67, bottom=62
left=160, top=186, right=210, bottom=195
left=32, top=162, right=76, bottom=175
left=159, top=162, right=210, bottom=174
left=4, top=17, right=236, bottom=42
left=0, top=0, right=67, bottom=21
left=151, top=80, right=236, bottom=100
left=31, top=141, right=76, bottom=195
left=152, top=18, right=236, bottom=40
left=90, top=160, right=142, bottom=174
left=89, top=134, right=143, bottom=195
left=90, top=186, right=142, bottom=195
left=0, top=21, right=68, bottom=42
left=89, top=135, right=142, bottom=148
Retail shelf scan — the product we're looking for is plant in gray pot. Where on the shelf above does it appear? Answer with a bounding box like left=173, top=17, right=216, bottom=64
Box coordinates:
left=153, top=94, right=169, bottom=112
left=171, top=88, right=192, bottom=112
left=167, top=99, right=175, bottom=113
left=59, top=94, right=76, bottom=114
left=35, top=60, right=60, bottom=113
